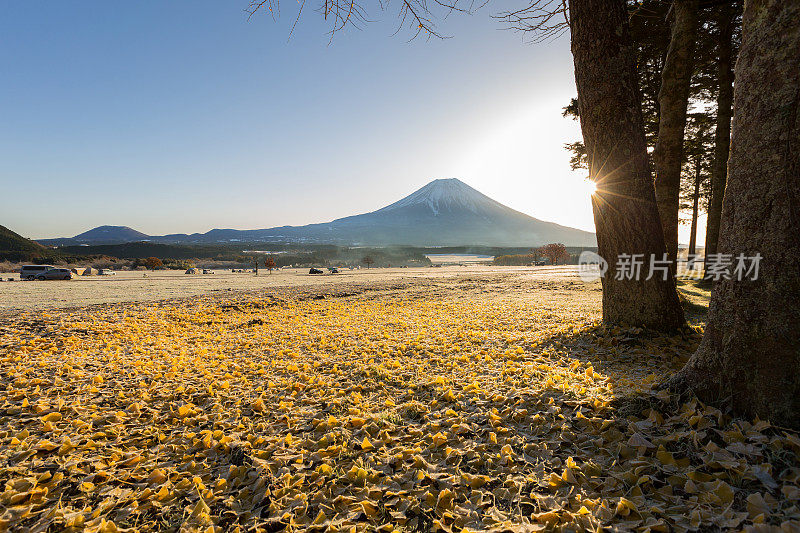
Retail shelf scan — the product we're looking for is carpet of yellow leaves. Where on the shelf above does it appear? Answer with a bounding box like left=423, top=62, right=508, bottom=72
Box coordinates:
left=1, top=285, right=799, bottom=532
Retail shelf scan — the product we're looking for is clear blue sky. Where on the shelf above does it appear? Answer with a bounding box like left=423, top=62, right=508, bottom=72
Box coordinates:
left=4, top=1, right=693, bottom=243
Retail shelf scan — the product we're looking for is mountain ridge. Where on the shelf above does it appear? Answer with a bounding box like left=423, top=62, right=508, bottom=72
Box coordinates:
left=39, top=179, right=596, bottom=247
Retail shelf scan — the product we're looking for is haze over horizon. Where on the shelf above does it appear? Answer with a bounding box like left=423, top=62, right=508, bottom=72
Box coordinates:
left=0, top=1, right=702, bottom=244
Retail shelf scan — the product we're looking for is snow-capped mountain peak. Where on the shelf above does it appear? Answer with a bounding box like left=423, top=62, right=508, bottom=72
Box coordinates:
left=376, top=178, right=506, bottom=216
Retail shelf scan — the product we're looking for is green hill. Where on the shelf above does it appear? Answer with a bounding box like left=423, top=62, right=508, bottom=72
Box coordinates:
left=0, top=225, right=49, bottom=261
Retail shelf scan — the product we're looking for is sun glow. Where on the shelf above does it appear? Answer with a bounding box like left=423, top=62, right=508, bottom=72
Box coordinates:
left=449, top=100, right=597, bottom=234
left=585, top=180, right=598, bottom=195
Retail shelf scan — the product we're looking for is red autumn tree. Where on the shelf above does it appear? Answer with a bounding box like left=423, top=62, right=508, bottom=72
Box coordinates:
left=144, top=257, right=163, bottom=271
left=539, top=243, right=570, bottom=265
left=264, top=256, right=277, bottom=274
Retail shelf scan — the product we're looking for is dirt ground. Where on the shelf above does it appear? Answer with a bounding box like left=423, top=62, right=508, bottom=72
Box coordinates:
left=0, top=266, right=596, bottom=314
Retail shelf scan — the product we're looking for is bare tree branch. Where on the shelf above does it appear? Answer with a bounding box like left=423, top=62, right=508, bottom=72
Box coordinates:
left=247, top=0, right=488, bottom=40
left=495, top=0, right=569, bottom=43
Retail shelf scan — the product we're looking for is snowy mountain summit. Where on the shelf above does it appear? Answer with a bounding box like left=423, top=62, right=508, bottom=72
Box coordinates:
left=377, top=178, right=506, bottom=217
left=320, top=178, right=596, bottom=246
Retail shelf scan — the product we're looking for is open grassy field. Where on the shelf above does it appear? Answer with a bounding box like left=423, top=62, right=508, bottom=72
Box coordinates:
left=0, top=266, right=578, bottom=313
left=1, top=269, right=798, bottom=532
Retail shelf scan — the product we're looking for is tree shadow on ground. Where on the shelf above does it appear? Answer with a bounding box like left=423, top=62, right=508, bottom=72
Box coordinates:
left=506, top=292, right=799, bottom=531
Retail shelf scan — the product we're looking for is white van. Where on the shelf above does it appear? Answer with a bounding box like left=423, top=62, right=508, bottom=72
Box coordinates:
left=19, top=265, right=54, bottom=280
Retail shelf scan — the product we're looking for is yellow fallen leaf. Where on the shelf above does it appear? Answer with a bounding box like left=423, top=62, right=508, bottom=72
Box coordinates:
left=747, top=493, right=771, bottom=518
left=361, top=501, right=379, bottom=518
left=348, top=417, right=366, bottom=428
left=615, top=498, right=636, bottom=517
left=312, top=509, right=327, bottom=524
left=431, top=432, right=448, bottom=447
left=40, top=412, right=62, bottom=423
left=562, top=467, right=578, bottom=484
left=437, top=488, right=455, bottom=509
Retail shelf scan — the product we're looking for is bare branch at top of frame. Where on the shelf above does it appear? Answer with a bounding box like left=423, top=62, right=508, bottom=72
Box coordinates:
left=246, top=0, right=487, bottom=40
left=495, top=0, right=570, bottom=43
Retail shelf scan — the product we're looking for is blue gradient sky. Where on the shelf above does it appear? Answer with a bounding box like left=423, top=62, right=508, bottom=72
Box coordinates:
left=0, top=1, right=702, bottom=243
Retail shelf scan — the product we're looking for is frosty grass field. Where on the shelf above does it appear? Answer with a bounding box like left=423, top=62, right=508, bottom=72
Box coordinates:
left=1, top=267, right=798, bottom=532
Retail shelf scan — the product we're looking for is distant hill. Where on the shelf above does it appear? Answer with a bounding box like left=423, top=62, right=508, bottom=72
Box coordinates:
left=39, top=225, right=152, bottom=246
left=0, top=225, right=46, bottom=252
left=39, top=179, right=597, bottom=247
left=72, top=225, right=151, bottom=244
left=0, top=225, right=50, bottom=261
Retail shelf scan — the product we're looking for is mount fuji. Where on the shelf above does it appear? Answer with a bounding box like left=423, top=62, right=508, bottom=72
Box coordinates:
left=286, top=178, right=597, bottom=246
left=44, top=179, right=596, bottom=247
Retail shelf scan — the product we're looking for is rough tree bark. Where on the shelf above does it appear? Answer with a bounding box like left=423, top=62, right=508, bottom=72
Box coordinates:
left=670, top=0, right=800, bottom=427
left=569, top=0, right=685, bottom=331
left=688, top=160, right=701, bottom=256
left=704, top=2, right=734, bottom=270
left=654, top=0, right=700, bottom=266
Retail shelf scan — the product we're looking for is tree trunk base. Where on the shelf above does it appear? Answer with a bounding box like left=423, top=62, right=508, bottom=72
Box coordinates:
left=658, top=359, right=714, bottom=404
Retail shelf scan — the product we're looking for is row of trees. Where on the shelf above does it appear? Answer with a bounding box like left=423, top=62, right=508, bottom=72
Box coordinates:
left=253, top=254, right=379, bottom=270
left=563, top=0, right=741, bottom=263
left=494, top=243, right=572, bottom=265
left=540, top=0, right=797, bottom=425
left=565, top=0, right=799, bottom=426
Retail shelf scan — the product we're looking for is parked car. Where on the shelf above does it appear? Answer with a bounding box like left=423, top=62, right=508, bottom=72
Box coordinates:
left=202, top=269, right=215, bottom=274
left=327, top=267, right=339, bottom=274
left=36, top=268, right=72, bottom=280
left=97, top=269, right=116, bottom=275
left=309, top=268, right=323, bottom=274
left=19, top=265, right=55, bottom=280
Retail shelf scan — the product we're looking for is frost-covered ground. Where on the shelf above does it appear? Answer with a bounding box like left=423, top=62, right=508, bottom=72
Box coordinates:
left=0, top=266, right=580, bottom=313
left=1, top=273, right=798, bottom=532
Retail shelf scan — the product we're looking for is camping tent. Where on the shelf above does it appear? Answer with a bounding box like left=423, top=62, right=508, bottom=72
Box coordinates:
left=82, top=267, right=95, bottom=276
left=185, top=268, right=198, bottom=274
left=71, top=267, right=86, bottom=276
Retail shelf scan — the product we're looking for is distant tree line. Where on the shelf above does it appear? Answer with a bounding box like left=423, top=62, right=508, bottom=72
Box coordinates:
left=494, top=243, right=572, bottom=266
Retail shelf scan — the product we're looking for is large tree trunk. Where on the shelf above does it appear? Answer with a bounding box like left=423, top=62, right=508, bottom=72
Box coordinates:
left=569, top=0, right=685, bottom=331
left=654, top=0, right=700, bottom=266
left=703, top=2, right=734, bottom=272
left=688, top=160, right=700, bottom=256
left=670, top=0, right=800, bottom=427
